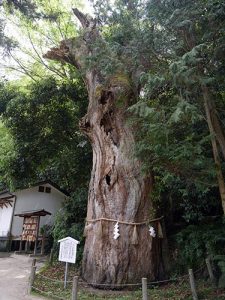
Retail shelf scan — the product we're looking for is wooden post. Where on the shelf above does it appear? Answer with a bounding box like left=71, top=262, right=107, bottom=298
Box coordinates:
left=27, top=240, right=31, bottom=252
left=34, top=216, right=40, bottom=256
left=25, top=240, right=28, bottom=252
left=205, top=258, right=216, bottom=285
left=142, top=278, right=148, bottom=300
left=28, top=265, right=36, bottom=294
left=71, top=276, right=79, bottom=300
left=32, top=258, right=36, bottom=267
left=49, top=248, right=54, bottom=265
left=19, top=239, right=23, bottom=252
left=41, top=234, right=45, bottom=255
left=188, top=269, right=198, bottom=300
left=64, top=262, right=69, bottom=289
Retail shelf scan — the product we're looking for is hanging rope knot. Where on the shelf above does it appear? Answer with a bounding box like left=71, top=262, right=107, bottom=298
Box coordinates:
left=83, top=216, right=164, bottom=240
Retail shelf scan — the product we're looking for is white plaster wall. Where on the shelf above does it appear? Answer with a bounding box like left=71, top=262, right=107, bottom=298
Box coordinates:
left=11, top=184, right=65, bottom=239
left=0, top=200, right=14, bottom=237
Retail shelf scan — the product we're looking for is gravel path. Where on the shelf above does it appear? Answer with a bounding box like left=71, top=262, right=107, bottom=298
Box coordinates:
left=0, top=252, right=46, bottom=300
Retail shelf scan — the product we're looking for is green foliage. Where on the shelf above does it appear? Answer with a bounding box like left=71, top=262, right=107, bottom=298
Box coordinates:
left=175, top=217, right=225, bottom=271
left=0, top=75, right=91, bottom=261
left=0, top=77, right=91, bottom=262
left=0, top=81, right=17, bottom=113
left=0, top=76, right=91, bottom=191
left=121, top=0, right=225, bottom=221
left=0, top=120, right=15, bottom=189
left=1, top=0, right=83, bottom=80
left=0, top=0, right=62, bottom=53
left=52, top=188, right=88, bottom=264
left=3, top=0, right=43, bottom=19
left=0, top=75, right=91, bottom=259
left=0, top=0, right=224, bottom=275
left=0, top=1, right=92, bottom=261
left=129, top=91, right=220, bottom=222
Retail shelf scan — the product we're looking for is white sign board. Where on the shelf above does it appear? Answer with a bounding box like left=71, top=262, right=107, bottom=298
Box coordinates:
left=58, top=237, right=80, bottom=264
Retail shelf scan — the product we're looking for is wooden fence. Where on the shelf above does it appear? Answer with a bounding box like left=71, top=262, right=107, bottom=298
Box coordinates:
left=29, top=257, right=216, bottom=300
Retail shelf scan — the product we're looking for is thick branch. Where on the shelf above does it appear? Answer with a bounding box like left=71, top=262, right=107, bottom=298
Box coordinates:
left=43, top=8, right=95, bottom=69
left=72, top=8, right=97, bottom=30
left=44, top=8, right=99, bottom=75
left=43, top=40, right=80, bottom=70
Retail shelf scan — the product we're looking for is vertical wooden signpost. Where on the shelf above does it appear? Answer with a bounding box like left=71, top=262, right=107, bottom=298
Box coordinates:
left=58, top=237, right=80, bottom=289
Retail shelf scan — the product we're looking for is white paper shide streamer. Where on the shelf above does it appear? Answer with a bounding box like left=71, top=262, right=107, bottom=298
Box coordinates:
left=149, top=226, right=156, bottom=237
left=113, top=222, right=120, bottom=239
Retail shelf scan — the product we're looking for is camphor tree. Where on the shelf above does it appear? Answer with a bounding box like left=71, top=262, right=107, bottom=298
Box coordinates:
left=44, top=7, right=164, bottom=284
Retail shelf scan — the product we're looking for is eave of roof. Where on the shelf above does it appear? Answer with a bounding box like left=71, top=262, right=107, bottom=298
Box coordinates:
left=0, top=189, right=10, bottom=196
left=0, top=180, right=70, bottom=197
left=15, top=209, right=52, bottom=217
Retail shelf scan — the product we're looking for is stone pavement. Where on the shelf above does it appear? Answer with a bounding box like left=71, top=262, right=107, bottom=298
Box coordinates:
left=0, top=252, right=46, bottom=300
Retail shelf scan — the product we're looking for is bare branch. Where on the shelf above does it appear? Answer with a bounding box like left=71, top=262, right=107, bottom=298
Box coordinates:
left=44, top=9, right=98, bottom=71
left=0, top=63, right=40, bottom=81
left=43, top=39, right=80, bottom=70
left=9, top=52, right=37, bottom=82
left=26, top=29, right=68, bottom=78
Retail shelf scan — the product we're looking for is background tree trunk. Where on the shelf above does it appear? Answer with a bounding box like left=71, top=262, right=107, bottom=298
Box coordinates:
left=202, top=85, right=225, bottom=214
left=44, top=9, right=164, bottom=284
left=201, top=86, right=225, bottom=161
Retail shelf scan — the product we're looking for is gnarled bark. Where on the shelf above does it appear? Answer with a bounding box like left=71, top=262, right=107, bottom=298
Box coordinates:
left=44, top=9, right=164, bottom=284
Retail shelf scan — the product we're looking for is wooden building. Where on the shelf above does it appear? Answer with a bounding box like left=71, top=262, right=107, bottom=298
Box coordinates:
left=0, top=180, right=69, bottom=251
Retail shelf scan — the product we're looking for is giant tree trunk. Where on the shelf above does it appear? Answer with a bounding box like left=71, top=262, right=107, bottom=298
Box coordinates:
left=45, top=9, right=164, bottom=284
left=80, top=90, right=162, bottom=284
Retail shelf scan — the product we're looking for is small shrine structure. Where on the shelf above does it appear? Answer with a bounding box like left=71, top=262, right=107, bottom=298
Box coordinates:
left=15, top=209, right=51, bottom=255
left=0, top=180, right=68, bottom=251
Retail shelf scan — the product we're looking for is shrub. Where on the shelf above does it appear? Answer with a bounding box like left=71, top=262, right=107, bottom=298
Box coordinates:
left=174, top=217, right=225, bottom=272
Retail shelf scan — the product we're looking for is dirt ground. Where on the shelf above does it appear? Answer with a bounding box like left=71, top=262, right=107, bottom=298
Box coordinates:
left=0, top=252, right=46, bottom=300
